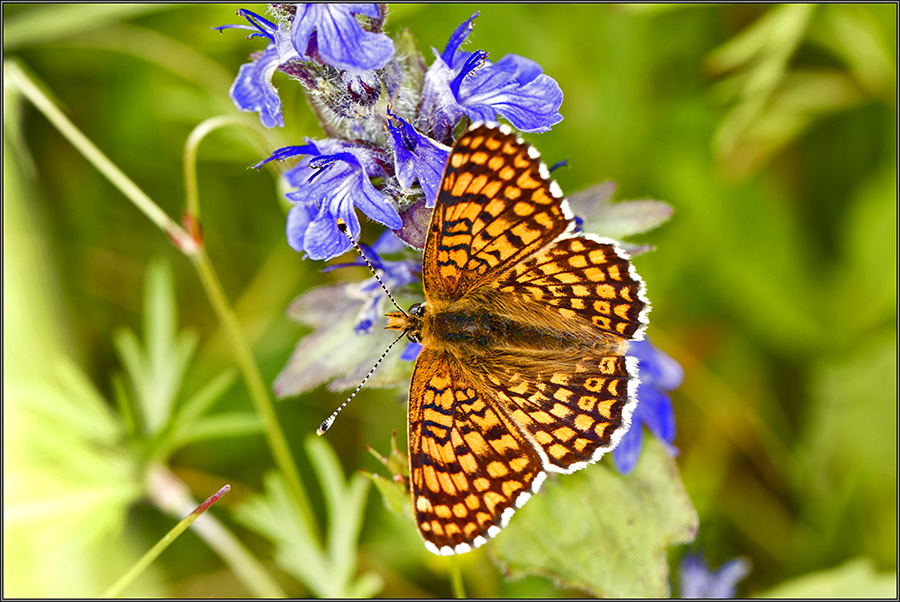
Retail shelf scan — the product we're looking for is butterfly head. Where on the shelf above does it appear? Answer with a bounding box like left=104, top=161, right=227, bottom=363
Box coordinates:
left=386, top=303, right=426, bottom=343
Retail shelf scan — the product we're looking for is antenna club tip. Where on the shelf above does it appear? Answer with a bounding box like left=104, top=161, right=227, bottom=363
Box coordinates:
left=337, top=219, right=348, bottom=233
left=317, top=420, right=331, bottom=436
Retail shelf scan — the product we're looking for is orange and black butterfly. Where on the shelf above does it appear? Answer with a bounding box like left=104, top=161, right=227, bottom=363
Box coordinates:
left=383, top=122, right=650, bottom=555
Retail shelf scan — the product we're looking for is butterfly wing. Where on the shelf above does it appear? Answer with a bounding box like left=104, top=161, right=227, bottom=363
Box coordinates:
left=407, top=347, right=546, bottom=555
left=422, top=123, right=573, bottom=302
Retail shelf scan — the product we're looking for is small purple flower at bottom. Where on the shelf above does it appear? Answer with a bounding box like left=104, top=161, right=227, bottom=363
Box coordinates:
left=323, top=230, right=420, bottom=334
left=680, top=552, right=751, bottom=598
left=613, top=338, right=683, bottom=475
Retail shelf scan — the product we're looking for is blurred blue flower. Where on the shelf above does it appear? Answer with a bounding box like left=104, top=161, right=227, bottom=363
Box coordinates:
left=261, top=141, right=402, bottom=260
left=680, top=552, right=751, bottom=598
left=291, top=4, right=394, bottom=71
left=614, top=338, right=683, bottom=475
left=323, top=230, right=420, bottom=334
left=387, top=112, right=451, bottom=207
left=420, top=12, right=564, bottom=141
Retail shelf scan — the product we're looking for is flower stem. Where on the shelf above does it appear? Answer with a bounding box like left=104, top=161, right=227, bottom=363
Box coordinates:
left=4, top=59, right=192, bottom=250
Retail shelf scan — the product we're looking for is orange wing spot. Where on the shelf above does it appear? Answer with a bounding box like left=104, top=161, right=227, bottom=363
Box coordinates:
left=532, top=410, right=555, bottom=424
left=502, top=141, right=519, bottom=155
left=593, top=315, right=612, bottom=329
left=570, top=298, right=586, bottom=310
left=589, top=249, right=608, bottom=263
left=614, top=303, right=631, bottom=320
left=509, top=380, right=529, bottom=395
left=482, top=179, right=503, bottom=200
left=515, top=170, right=539, bottom=189
left=511, top=222, right=542, bottom=245
left=450, top=153, right=469, bottom=169
left=474, top=477, right=491, bottom=492
left=578, top=396, right=597, bottom=412
left=423, top=465, right=440, bottom=492
left=430, top=520, right=445, bottom=537
left=550, top=373, right=570, bottom=385
left=491, top=433, right=520, bottom=454
left=531, top=188, right=550, bottom=204
left=594, top=422, right=611, bottom=440
left=449, top=248, right=468, bottom=267
left=553, top=387, right=572, bottom=402
left=534, top=430, right=554, bottom=445
left=435, top=504, right=453, bottom=518
left=548, top=443, right=569, bottom=460
left=485, top=136, right=502, bottom=150
left=569, top=239, right=587, bottom=252
left=476, top=511, right=493, bottom=527
left=464, top=522, right=479, bottom=537
left=509, top=457, right=531, bottom=473
left=550, top=403, right=572, bottom=419
left=416, top=495, right=432, bottom=512
left=470, top=134, right=486, bottom=149
left=599, top=357, right=619, bottom=374
left=464, top=431, right=489, bottom=454
left=470, top=151, right=489, bottom=165
left=572, top=284, right=590, bottom=297
left=569, top=255, right=588, bottom=268
left=553, top=426, right=576, bottom=442
left=596, top=284, right=616, bottom=299
left=438, top=471, right=457, bottom=495
left=513, top=154, right=532, bottom=169
left=499, top=166, right=516, bottom=180
left=606, top=379, right=620, bottom=397
left=574, top=438, right=591, bottom=452
left=451, top=471, right=470, bottom=492
left=484, top=198, right=507, bottom=216
left=597, top=399, right=614, bottom=420
left=466, top=173, right=489, bottom=195
left=513, top=201, right=535, bottom=216
left=458, top=452, right=479, bottom=473
left=502, top=480, right=524, bottom=498
left=487, top=154, right=505, bottom=170
left=420, top=521, right=432, bottom=532
left=584, top=376, right=605, bottom=392
left=445, top=522, right=463, bottom=538
left=504, top=186, right=522, bottom=200
left=483, top=490, right=507, bottom=514
left=620, top=286, right=634, bottom=301
left=452, top=171, right=473, bottom=197
left=487, top=461, right=509, bottom=478
left=453, top=503, right=468, bottom=518
left=607, top=264, right=622, bottom=280
left=593, top=300, right=611, bottom=314
left=465, top=494, right=481, bottom=510
left=485, top=218, right=510, bottom=238
left=423, top=407, right=454, bottom=428
left=574, top=413, right=595, bottom=432
left=553, top=271, right=581, bottom=284
left=584, top=267, right=606, bottom=281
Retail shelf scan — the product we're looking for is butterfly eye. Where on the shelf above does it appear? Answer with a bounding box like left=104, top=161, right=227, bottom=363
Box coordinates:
left=407, top=331, right=422, bottom=343
left=409, top=303, right=425, bottom=317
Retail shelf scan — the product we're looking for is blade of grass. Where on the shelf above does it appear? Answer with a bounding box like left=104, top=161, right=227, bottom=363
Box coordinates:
left=102, top=483, right=231, bottom=597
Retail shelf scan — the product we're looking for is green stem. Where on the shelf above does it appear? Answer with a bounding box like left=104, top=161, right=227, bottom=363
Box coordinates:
left=4, top=59, right=190, bottom=248
left=449, top=558, right=466, bottom=598
left=190, top=247, right=316, bottom=527
left=103, top=483, right=231, bottom=597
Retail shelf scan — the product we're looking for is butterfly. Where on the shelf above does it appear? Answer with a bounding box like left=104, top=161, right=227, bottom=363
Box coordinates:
left=380, top=122, right=651, bottom=555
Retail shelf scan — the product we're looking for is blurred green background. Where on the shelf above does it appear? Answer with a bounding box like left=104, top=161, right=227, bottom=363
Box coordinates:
left=4, top=3, right=896, bottom=597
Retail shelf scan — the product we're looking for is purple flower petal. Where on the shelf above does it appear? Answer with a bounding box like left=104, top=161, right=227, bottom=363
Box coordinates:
left=292, top=4, right=394, bottom=71
left=230, top=45, right=285, bottom=128
left=387, top=114, right=451, bottom=206
left=613, top=419, right=644, bottom=475
left=680, top=552, right=751, bottom=598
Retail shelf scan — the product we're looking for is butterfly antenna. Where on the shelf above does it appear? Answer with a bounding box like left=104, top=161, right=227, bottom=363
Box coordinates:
left=317, top=330, right=407, bottom=435
left=336, top=220, right=407, bottom=317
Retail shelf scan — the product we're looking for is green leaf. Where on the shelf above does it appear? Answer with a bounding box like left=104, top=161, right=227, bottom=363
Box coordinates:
left=568, top=181, right=675, bottom=242
left=758, top=557, right=896, bottom=598
left=491, top=438, right=697, bottom=597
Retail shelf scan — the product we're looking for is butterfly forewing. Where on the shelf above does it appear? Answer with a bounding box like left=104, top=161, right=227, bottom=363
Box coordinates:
left=422, top=124, right=573, bottom=302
